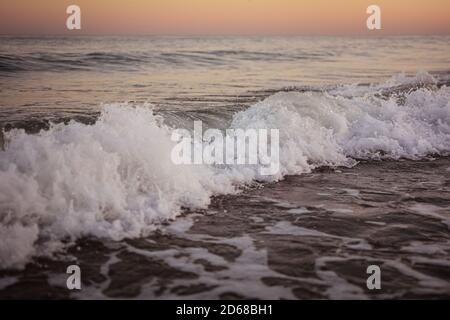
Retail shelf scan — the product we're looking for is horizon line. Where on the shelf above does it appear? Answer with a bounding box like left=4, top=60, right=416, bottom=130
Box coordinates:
left=1, top=33, right=450, bottom=37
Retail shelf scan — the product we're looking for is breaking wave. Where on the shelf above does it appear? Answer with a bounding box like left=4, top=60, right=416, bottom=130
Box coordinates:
left=0, top=72, right=449, bottom=269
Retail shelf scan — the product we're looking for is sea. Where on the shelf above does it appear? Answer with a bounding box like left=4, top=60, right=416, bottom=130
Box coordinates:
left=0, top=35, right=450, bottom=299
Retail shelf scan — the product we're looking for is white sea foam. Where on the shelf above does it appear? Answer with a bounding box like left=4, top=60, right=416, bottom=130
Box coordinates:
left=0, top=105, right=236, bottom=268
left=0, top=73, right=449, bottom=268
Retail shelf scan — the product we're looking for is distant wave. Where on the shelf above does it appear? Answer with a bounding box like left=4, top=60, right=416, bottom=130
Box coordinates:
left=0, top=50, right=334, bottom=73
left=0, top=52, right=150, bottom=73
left=0, top=72, right=449, bottom=269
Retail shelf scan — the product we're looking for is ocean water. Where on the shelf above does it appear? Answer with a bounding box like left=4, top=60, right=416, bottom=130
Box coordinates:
left=0, top=36, right=450, bottom=299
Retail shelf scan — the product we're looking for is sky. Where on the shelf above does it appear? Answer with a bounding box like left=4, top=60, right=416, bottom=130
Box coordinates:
left=0, top=0, right=449, bottom=35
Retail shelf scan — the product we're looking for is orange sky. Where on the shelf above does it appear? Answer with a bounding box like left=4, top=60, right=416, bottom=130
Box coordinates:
left=0, top=0, right=449, bottom=35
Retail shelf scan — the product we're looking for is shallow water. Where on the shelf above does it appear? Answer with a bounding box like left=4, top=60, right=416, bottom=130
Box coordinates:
left=1, top=158, right=450, bottom=299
